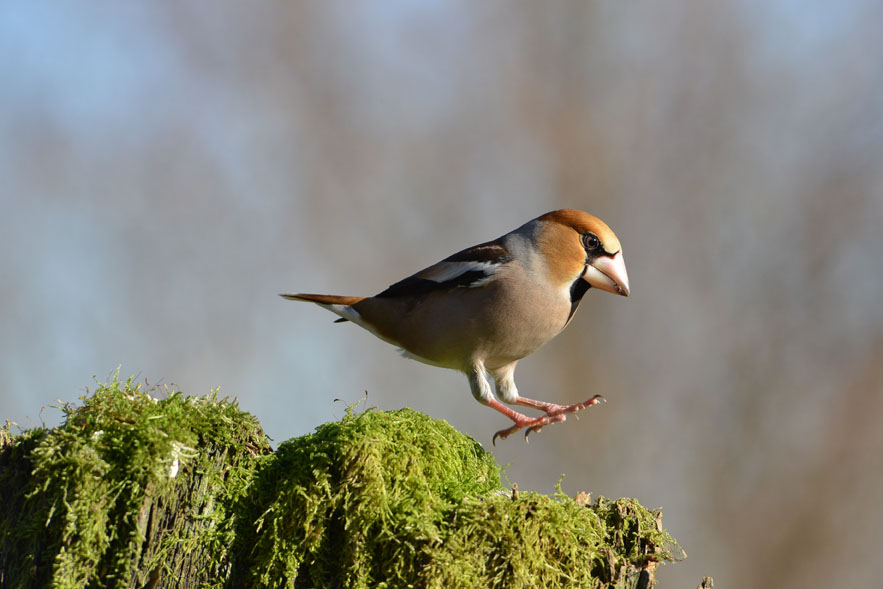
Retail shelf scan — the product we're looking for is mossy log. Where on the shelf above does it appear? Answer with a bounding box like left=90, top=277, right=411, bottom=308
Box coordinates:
left=0, top=376, right=684, bottom=588
left=0, top=379, right=271, bottom=588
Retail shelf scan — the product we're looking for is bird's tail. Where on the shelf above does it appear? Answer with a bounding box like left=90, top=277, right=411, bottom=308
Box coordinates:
left=279, top=292, right=365, bottom=323
left=280, top=293, right=365, bottom=305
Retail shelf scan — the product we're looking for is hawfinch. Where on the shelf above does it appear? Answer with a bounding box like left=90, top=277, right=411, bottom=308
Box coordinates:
left=282, top=209, right=629, bottom=443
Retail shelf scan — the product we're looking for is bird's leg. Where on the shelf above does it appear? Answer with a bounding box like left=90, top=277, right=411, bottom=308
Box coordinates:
left=471, top=365, right=545, bottom=444
left=488, top=396, right=605, bottom=443
left=476, top=363, right=605, bottom=444
left=484, top=398, right=568, bottom=445
left=483, top=363, right=605, bottom=443
left=515, top=394, right=606, bottom=417
left=517, top=395, right=606, bottom=439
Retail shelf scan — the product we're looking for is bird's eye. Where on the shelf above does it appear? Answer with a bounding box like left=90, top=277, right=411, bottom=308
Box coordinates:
left=583, top=233, right=601, bottom=251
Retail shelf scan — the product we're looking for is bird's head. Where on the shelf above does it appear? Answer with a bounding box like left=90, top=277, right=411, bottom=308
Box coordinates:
left=536, top=209, right=630, bottom=297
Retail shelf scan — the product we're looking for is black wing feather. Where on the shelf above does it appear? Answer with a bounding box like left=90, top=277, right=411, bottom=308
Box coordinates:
left=375, top=270, right=489, bottom=298
left=374, top=240, right=511, bottom=299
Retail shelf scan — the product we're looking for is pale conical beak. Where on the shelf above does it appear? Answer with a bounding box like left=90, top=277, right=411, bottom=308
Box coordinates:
left=584, top=251, right=630, bottom=297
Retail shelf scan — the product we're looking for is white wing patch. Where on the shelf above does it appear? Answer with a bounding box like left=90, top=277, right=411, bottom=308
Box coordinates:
left=415, top=260, right=501, bottom=286
left=374, top=240, right=511, bottom=298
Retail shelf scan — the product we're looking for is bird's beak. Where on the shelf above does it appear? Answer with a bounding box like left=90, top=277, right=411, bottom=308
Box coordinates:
left=584, top=251, right=630, bottom=297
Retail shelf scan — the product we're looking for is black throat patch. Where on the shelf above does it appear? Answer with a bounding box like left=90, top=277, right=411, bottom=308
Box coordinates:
left=567, top=277, right=591, bottom=322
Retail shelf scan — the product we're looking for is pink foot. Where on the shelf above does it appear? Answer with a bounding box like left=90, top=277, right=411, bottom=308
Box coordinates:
left=493, top=413, right=566, bottom=445
left=516, top=394, right=606, bottom=417
left=491, top=394, right=606, bottom=445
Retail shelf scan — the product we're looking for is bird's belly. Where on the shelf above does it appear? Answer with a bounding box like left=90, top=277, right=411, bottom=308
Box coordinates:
left=357, top=286, right=571, bottom=371
left=476, top=311, right=567, bottom=370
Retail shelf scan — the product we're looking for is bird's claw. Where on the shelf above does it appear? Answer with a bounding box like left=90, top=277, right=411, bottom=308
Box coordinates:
left=524, top=424, right=544, bottom=441
left=492, top=425, right=521, bottom=446
left=571, top=394, right=605, bottom=412
left=529, top=413, right=566, bottom=440
left=492, top=394, right=606, bottom=444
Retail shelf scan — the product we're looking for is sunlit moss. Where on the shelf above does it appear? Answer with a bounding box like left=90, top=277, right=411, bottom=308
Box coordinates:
left=0, top=373, right=270, bottom=588
left=236, top=406, right=503, bottom=587
left=1, top=375, right=682, bottom=588
left=237, top=406, right=682, bottom=588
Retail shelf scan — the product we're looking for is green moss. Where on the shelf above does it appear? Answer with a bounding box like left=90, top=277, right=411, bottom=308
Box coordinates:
left=238, top=406, right=682, bottom=588
left=0, top=372, right=270, bottom=588
left=1, top=375, right=683, bottom=588
left=236, top=406, right=502, bottom=587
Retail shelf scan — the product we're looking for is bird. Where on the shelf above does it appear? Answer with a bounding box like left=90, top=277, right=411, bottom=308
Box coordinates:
left=281, top=209, right=629, bottom=444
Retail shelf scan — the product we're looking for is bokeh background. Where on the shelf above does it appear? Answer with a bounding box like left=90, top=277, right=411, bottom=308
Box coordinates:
left=3, top=2, right=883, bottom=586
